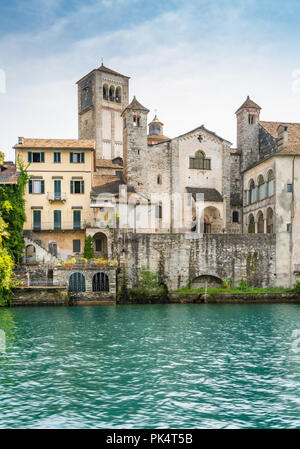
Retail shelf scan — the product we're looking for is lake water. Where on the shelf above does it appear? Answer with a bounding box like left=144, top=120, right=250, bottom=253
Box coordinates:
left=0, top=304, right=299, bottom=429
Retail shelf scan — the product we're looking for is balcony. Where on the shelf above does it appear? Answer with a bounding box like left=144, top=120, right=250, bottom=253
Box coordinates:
left=47, top=192, right=67, bottom=202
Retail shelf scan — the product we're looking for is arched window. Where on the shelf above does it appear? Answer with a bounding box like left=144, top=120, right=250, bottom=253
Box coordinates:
left=133, top=115, right=140, bottom=127
left=248, top=214, right=255, bottom=233
left=157, top=175, right=162, bottom=185
left=266, top=208, right=274, bottom=233
left=103, top=84, right=108, bottom=100
left=248, top=179, right=256, bottom=204
left=267, top=170, right=274, bottom=197
left=189, top=150, right=211, bottom=170
left=232, top=211, right=239, bottom=223
left=109, top=86, right=115, bottom=102
left=92, top=272, right=109, bottom=292
left=257, top=211, right=264, bottom=233
left=257, top=175, right=265, bottom=201
left=69, top=272, right=86, bottom=292
left=115, top=87, right=121, bottom=103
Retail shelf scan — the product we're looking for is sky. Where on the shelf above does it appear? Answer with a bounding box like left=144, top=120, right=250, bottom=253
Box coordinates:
left=1, top=0, right=300, bottom=159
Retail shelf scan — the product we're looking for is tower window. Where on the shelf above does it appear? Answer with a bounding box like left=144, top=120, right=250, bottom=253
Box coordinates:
left=157, top=175, right=162, bottom=185
left=133, top=115, right=140, bottom=127
left=248, top=115, right=255, bottom=125
left=232, top=211, right=239, bottom=223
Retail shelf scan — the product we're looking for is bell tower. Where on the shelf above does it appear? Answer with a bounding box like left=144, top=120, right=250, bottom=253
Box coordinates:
left=236, top=96, right=261, bottom=171
left=121, top=96, right=149, bottom=192
left=77, top=63, right=130, bottom=160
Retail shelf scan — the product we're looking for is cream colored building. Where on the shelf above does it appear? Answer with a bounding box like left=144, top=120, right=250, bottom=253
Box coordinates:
left=14, top=138, right=94, bottom=259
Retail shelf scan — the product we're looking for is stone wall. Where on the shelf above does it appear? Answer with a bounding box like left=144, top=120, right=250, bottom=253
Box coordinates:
left=113, top=232, right=276, bottom=291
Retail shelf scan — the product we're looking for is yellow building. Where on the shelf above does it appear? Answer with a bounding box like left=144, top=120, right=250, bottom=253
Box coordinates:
left=14, top=138, right=95, bottom=259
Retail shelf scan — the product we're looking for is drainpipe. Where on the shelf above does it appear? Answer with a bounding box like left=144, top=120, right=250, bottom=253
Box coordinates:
left=290, top=156, right=296, bottom=286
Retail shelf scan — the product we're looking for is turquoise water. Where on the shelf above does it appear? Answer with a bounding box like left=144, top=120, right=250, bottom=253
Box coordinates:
left=0, top=304, right=300, bottom=429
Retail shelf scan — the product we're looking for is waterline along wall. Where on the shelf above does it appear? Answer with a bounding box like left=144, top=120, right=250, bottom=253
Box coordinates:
left=114, top=232, right=276, bottom=291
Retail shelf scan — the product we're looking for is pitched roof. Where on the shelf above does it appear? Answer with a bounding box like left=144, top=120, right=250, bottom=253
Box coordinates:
left=14, top=138, right=95, bottom=149
left=91, top=180, right=135, bottom=196
left=147, top=134, right=171, bottom=145
left=97, top=64, right=130, bottom=79
left=95, top=158, right=123, bottom=168
left=260, top=121, right=300, bottom=155
left=235, top=96, right=261, bottom=114
left=121, top=96, right=149, bottom=115
left=175, top=124, right=232, bottom=145
left=0, top=163, right=19, bottom=184
left=186, top=187, right=223, bottom=202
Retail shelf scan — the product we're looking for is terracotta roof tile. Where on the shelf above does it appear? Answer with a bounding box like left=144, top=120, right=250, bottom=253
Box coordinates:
left=121, top=96, right=149, bottom=115
left=260, top=121, right=300, bottom=155
left=236, top=96, right=261, bottom=114
left=14, top=138, right=95, bottom=149
left=0, top=163, right=19, bottom=184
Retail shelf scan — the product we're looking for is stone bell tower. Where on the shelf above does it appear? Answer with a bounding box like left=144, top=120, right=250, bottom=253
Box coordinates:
left=77, top=63, right=130, bottom=160
left=236, top=96, right=261, bottom=171
left=121, top=96, right=149, bottom=193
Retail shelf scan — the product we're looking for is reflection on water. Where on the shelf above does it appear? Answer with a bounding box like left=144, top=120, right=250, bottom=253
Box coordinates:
left=0, top=304, right=300, bottom=429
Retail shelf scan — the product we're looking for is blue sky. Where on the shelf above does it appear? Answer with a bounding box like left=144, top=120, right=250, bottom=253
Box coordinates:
left=1, top=0, right=300, bottom=158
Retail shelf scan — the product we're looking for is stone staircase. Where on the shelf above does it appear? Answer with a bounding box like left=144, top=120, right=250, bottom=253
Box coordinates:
left=23, top=230, right=58, bottom=265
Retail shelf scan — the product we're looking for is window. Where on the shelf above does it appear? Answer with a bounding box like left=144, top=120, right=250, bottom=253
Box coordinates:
left=204, top=223, right=211, bottom=234
left=249, top=180, right=256, bottom=204
left=248, top=214, right=255, bottom=233
left=157, top=175, right=162, bottom=185
left=73, top=239, right=81, bottom=253
left=33, top=210, right=41, bottom=231
left=156, top=204, right=162, bottom=219
left=287, top=223, right=292, bottom=232
left=189, top=150, right=211, bottom=170
left=53, top=210, right=61, bottom=230
left=115, top=87, right=121, bottom=103
left=92, top=273, right=109, bottom=292
left=95, top=238, right=102, bottom=252
left=287, top=183, right=293, bottom=192
left=257, top=175, right=265, bottom=201
left=70, top=180, right=84, bottom=194
left=29, top=179, right=45, bottom=194
left=28, top=152, right=45, bottom=163
left=133, top=115, right=140, bottom=127
left=54, top=152, right=61, bottom=163
left=103, top=85, right=108, bottom=100
left=115, top=171, right=122, bottom=177
left=73, top=210, right=81, bottom=230
left=48, top=242, right=57, bottom=257
left=232, top=211, right=239, bottom=223
left=248, top=115, right=255, bottom=125
left=70, top=152, right=85, bottom=163
left=54, top=180, right=61, bottom=199
left=109, top=86, right=115, bottom=102
left=267, top=170, right=274, bottom=197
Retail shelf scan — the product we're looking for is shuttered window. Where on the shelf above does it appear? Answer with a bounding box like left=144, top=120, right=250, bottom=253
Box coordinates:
left=53, top=210, right=61, bottom=230
left=70, top=152, right=85, bottom=163
left=70, top=180, right=84, bottom=194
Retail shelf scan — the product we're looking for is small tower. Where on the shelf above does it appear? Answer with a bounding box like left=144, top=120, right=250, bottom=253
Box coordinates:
left=121, top=96, right=149, bottom=190
left=236, top=96, right=261, bottom=171
left=147, top=114, right=170, bottom=145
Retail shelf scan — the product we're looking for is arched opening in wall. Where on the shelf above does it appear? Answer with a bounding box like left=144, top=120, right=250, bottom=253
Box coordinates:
left=203, top=206, right=223, bottom=234
left=257, top=175, right=265, bottom=201
left=26, top=244, right=36, bottom=262
left=103, top=84, right=108, bottom=100
left=248, top=179, right=256, bottom=204
left=248, top=214, right=255, bottom=233
left=115, top=86, right=121, bottom=103
left=68, top=272, right=86, bottom=292
left=257, top=211, right=264, bottom=233
left=192, top=275, right=223, bottom=289
left=93, top=232, right=108, bottom=258
left=267, top=170, right=275, bottom=197
left=232, top=211, right=239, bottom=223
left=109, top=86, right=115, bottom=102
left=92, top=272, right=109, bottom=292
left=133, top=115, right=140, bottom=127
left=266, top=207, right=274, bottom=233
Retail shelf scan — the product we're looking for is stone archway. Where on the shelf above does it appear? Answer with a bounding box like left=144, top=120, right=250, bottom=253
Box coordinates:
left=93, top=232, right=108, bottom=258
left=25, top=244, right=36, bottom=262
left=192, top=275, right=223, bottom=289
left=203, top=206, right=223, bottom=234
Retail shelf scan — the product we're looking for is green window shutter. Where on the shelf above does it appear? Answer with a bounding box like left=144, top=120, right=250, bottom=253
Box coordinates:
left=80, top=152, right=85, bottom=163
left=70, top=152, right=73, bottom=163
left=70, top=180, right=74, bottom=194
left=28, top=152, right=32, bottom=162
left=41, top=180, right=45, bottom=194
left=81, top=181, right=84, bottom=194
left=54, top=210, right=61, bottom=229
left=41, top=152, right=45, bottom=163
left=58, top=152, right=61, bottom=163
left=29, top=179, right=32, bottom=193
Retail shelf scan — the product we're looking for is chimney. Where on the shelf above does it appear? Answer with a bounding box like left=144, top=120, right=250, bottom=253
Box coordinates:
left=277, top=125, right=288, bottom=151
left=18, top=136, right=24, bottom=145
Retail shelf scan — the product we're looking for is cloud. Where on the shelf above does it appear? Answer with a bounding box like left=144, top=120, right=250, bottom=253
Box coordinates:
left=0, top=0, right=300, bottom=158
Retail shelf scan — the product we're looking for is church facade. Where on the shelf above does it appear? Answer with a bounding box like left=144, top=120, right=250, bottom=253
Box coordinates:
left=14, top=64, right=300, bottom=289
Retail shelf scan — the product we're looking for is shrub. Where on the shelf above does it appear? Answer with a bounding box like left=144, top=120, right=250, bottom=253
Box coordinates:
left=129, top=265, right=168, bottom=303
left=83, top=236, right=94, bottom=259
left=293, top=280, right=300, bottom=296
left=237, top=279, right=250, bottom=291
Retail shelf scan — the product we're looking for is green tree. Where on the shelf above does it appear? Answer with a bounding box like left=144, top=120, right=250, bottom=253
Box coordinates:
left=83, top=236, right=94, bottom=259
left=0, top=151, right=4, bottom=164
left=0, top=213, right=14, bottom=303
left=0, top=156, right=28, bottom=263
left=129, top=265, right=168, bottom=302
